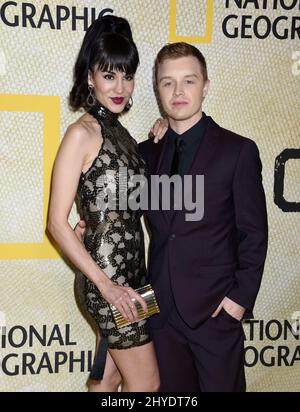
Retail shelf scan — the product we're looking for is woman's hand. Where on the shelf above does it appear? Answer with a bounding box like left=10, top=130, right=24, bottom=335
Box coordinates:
left=100, top=282, right=148, bottom=323
left=74, top=220, right=147, bottom=323
left=149, top=118, right=168, bottom=143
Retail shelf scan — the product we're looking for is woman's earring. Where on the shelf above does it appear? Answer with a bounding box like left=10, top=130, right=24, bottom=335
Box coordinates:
left=125, top=96, right=133, bottom=111
left=87, top=85, right=96, bottom=107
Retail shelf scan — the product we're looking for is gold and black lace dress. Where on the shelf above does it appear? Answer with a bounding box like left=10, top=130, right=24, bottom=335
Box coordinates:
left=75, top=101, right=150, bottom=379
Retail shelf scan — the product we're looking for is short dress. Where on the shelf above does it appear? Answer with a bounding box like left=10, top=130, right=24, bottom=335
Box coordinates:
left=75, top=102, right=150, bottom=379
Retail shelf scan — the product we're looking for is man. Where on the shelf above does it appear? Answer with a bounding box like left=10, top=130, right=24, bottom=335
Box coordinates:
left=76, top=42, right=268, bottom=392
left=139, top=42, right=268, bottom=392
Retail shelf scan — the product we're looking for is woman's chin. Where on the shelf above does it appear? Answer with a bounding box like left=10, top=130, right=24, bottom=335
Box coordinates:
left=107, top=103, right=126, bottom=113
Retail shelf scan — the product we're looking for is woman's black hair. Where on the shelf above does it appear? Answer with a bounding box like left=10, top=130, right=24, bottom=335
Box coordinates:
left=69, top=15, right=139, bottom=111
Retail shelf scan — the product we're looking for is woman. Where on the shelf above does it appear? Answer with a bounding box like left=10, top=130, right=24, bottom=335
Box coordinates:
left=47, top=15, right=164, bottom=392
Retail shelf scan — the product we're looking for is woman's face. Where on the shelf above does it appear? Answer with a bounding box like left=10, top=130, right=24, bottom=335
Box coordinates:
left=88, top=67, right=135, bottom=113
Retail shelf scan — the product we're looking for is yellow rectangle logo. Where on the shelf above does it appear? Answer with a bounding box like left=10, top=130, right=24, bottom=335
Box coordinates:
left=0, top=94, right=60, bottom=259
left=169, top=0, right=214, bottom=44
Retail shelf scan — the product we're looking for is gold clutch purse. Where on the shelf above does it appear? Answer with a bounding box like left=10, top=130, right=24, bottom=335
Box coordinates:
left=110, top=284, right=160, bottom=329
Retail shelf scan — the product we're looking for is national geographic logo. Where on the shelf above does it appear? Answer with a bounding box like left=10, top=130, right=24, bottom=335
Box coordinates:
left=0, top=2, right=113, bottom=30
left=0, top=323, right=93, bottom=376
left=0, top=94, right=61, bottom=259
left=274, top=149, right=300, bottom=212
left=223, top=0, right=300, bottom=40
left=168, top=0, right=300, bottom=44
left=244, top=315, right=300, bottom=367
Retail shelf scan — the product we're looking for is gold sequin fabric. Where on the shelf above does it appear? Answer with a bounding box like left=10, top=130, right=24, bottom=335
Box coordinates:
left=75, top=103, right=150, bottom=349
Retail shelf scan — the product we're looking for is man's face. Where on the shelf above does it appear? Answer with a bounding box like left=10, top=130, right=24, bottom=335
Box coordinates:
left=157, top=56, right=209, bottom=123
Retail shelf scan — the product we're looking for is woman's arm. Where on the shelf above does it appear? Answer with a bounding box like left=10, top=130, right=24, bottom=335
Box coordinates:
left=47, top=123, right=147, bottom=322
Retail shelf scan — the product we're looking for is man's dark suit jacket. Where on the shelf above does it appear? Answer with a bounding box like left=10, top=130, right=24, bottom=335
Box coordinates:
left=139, top=116, right=268, bottom=329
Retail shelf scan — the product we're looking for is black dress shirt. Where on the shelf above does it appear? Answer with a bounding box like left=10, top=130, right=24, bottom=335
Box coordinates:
left=164, top=113, right=209, bottom=177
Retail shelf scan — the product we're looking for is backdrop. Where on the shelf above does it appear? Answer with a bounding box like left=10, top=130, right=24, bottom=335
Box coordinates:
left=0, top=0, right=299, bottom=392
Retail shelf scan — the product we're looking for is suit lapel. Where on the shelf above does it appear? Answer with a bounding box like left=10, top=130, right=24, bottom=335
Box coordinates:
left=156, top=136, right=172, bottom=224
left=171, top=118, right=221, bottom=227
left=155, top=135, right=169, bottom=174
left=188, top=118, right=220, bottom=175
left=147, top=135, right=170, bottom=226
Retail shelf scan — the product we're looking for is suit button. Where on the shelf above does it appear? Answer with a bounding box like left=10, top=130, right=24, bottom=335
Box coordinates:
left=169, top=234, right=176, bottom=241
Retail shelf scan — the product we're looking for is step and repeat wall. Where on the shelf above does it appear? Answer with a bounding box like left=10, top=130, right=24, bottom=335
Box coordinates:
left=0, top=0, right=299, bottom=392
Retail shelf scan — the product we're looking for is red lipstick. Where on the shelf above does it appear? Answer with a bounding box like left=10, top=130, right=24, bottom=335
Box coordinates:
left=111, top=97, right=125, bottom=105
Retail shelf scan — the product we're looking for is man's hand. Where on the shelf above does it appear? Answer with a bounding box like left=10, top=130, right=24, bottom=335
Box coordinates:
left=149, top=118, right=168, bottom=143
left=74, top=219, right=86, bottom=242
left=211, top=296, right=246, bottom=321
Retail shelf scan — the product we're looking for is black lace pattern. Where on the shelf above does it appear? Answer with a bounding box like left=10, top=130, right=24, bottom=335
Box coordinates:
left=75, top=101, right=150, bottom=349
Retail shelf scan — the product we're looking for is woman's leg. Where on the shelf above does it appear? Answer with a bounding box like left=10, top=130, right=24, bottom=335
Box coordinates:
left=88, top=333, right=122, bottom=392
left=109, top=341, right=160, bottom=392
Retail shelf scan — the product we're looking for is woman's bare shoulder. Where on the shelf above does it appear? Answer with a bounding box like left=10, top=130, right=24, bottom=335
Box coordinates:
left=64, top=112, right=101, bottom=146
